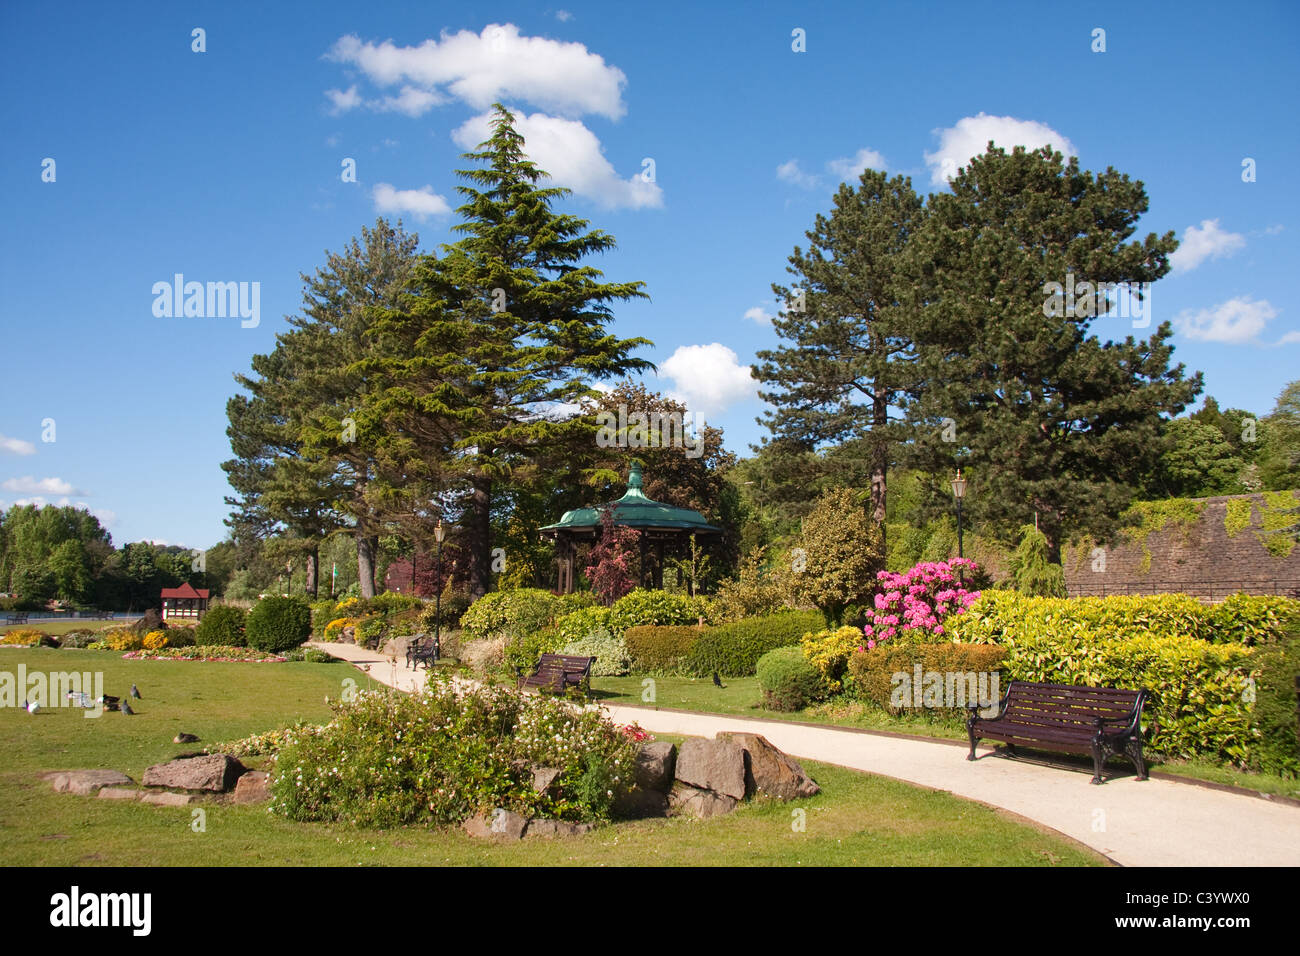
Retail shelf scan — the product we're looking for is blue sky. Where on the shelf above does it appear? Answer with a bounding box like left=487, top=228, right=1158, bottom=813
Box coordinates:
left=1, top=0, right=1297, bottom=551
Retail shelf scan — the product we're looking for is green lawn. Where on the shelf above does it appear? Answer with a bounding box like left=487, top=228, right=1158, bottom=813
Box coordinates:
left=591, top=675, right=1300, bottom=801
left=0, top=648, right=1107, bottom=865
left=592, top=674, right=970, bottom=739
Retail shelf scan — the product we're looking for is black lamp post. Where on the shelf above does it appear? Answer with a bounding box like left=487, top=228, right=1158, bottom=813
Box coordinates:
left=952, top=469, right=967, bottom=560
left=433, top=519, right=445, bottom=662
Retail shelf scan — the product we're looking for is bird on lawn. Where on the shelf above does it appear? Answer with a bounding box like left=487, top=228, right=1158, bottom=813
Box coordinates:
left=130, top=684, right=141, bottom=699
left=24, top=699, right=39, bottom=714
left=120, top=700, right=134, bottom=715
left=712, top=671, right=726, bottom=689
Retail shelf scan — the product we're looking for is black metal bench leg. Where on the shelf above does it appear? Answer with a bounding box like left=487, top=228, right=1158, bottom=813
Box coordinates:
left=967, top=730, right=979, bottom=761
left=1090, top=740, right=1105, bottom=785
left=1126, top=737, right=1148, bottom=781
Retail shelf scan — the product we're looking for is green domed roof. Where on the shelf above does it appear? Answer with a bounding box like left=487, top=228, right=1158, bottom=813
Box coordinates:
left=539, top=462, right=720, bottom=535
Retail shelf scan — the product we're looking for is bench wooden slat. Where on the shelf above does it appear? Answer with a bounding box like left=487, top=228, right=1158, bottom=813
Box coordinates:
left=518, top=653, right=595, bottom=693
left=967, top=680, right=1149, bottom=784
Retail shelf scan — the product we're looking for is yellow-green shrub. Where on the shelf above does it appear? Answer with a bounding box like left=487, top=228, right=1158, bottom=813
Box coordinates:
left=948, top=590, right=1299, bottom=647
left=800, top=626, right=863, bottom=693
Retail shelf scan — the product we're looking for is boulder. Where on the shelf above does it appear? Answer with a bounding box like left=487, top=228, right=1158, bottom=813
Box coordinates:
left=47, top=770, right=133, bottom=796
left=717, top=732, right=821, bottom=800
left=95, top=787, right=140, bottom=801
left=141, top=791, right=199, bottom=807
left=531, top=766, right=563, bottom=795
left=143, top=754, right=246, bottom=792
left=463, top=808, right=528, bottom=840
left=668, top=783, right=738, bottom=818
left=673, top=737, right=745, bottom=800
left=612, top=787, right=670, bottom=819
left=232, top=771, right=270, bottom=804
left=525, top=819, right=594, bottom=839
left=381, top=636, right=414, bottom=661
left=634, top=741, right=676, bottom=793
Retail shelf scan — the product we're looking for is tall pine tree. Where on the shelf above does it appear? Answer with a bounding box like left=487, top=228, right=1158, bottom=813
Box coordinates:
left=753, top=170, right=926, bottom=541
left=907, top=144, right=1202, bottom=561
left=363, top=104, right=652, bottom=596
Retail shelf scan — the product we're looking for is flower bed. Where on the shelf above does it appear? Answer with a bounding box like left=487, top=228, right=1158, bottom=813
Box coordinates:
left=122, top=644, right=286, bottom=662
left=260, top=678, right=639, bottom=828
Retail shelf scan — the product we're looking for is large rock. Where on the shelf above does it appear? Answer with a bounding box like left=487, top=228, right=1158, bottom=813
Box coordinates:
left=143, top=754, right=246, bottom=792
left=232, top=771, right=270, bottom=804
left=668, top=783, right=738, bottom=818
left=613, top=787, right=670, bottom=819
left=673, top=738, right=745, bottom=800
left=525, top=819, right=594, bottom=839
left=141, top=791, right=199, bottom=807
left=96, top=787, right=140, bottom=801
left=531, top=767, right=563, bottom=795
left=634, top=742, right=676, bottom=793
left=47, top=770, right=133, bottom=796
left=463, top=808, right=528, bottom=840
left=717, top=732, right=821, bottom=800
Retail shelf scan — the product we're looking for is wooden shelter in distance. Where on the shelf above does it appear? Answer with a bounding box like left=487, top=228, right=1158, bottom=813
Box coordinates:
left=539, top=461, right=721, bottom=593
left=160, top=582, right=209, bottom=620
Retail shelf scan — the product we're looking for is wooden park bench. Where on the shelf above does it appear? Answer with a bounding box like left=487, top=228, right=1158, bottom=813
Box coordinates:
left=405, top=634, right=439, bottom=670
left=517, top=653, right=596, bottom=694
left=966, top=680, right=1149, bottom=784
left=4, top=613, right=28, bottom=625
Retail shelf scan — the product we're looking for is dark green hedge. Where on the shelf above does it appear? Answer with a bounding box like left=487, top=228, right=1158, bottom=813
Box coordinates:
left=684, top=609, right=823, bottom=677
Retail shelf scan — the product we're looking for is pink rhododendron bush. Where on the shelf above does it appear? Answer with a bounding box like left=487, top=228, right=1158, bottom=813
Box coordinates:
left=862, top=559, right=982, bottom=647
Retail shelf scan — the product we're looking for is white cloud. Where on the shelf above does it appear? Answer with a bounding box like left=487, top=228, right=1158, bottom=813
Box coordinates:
left=827, top=147, right=887, bottom=180
left=326, top=25, right=626, bottom=120
left=1275, top=330, right=1300, bottom=346
left=924, top=113, right=1077, bottom=186
left=1169, top=219, right=1246, bottom=273
left=0, top=434, right=36, bottom=455
left=452, top=110, right=662, bottom=210
left=1175, top=297, right=1284, bottom=345
left=375, top=86, right=444, bottom=116
left=776, top=159, right=820, bottom=190
left=743, top=306, right=774, bottom=325
left=2, top=476, right=85, bottom=496
left=657, top=343, right=757, bottom=415
left=371, top=183, right=452, bottom=220
left=325, top=85, right=362, bottom=113
left=555, top=10, right=573, bottom=21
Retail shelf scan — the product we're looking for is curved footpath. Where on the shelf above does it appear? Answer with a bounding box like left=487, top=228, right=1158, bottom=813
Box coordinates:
left=309, top=642, right=1300, bottom=867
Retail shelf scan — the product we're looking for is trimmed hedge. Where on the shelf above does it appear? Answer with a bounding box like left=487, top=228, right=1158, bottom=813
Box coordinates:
left=195, top=605, right=247, bottom=647
left=756, top=646, right=826, bottom=711
left=245, top=596, right=312, bottom=653
left=684, top=609, right=824, bottom=678
left=624, top=625, right=702, bottom=674
left=948, top=590, right=1300, bottom=647
left=1251, top=630, right=1300, bottom=776
left=848, top=643, right=1009, bottom=718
